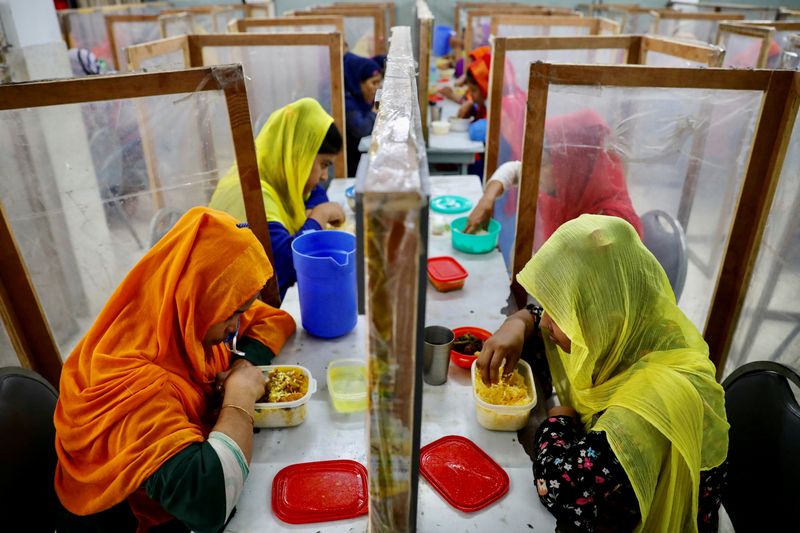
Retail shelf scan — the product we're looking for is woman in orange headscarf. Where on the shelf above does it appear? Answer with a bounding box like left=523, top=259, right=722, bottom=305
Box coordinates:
left=54, top=207, right=296, bottom=532
left=457, top=48, right=491, bottom=121
left=466, top=108, right=643, bottom=245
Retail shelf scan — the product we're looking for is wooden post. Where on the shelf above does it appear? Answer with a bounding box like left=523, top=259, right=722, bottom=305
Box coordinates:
left=105, top=14, right=160, bottom=71
left=511, top=62, right=549, bottom=309
left=705, top=71, right=797, bottom=375
left=0, top=203, right=63, bottom=390
left=417, top=9, right=433, bottom=144
left=327, top=32, right=348, bottom=178
left=232, top=16, right=346, bottom=36
left=484, top=36, right=507, bottom=181
left=222, top=74, right=281, bottom=308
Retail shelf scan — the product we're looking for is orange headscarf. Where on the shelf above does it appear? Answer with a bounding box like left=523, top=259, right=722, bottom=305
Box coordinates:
left=468, top=49, right=491, bottom=99
left=54, top=207, right=296, bottom=526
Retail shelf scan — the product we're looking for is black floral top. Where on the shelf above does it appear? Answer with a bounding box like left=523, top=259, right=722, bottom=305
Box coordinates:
left=534, top=415, right=726, bottom=533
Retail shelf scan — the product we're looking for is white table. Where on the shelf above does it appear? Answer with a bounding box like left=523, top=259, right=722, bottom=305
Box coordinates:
left=227, top=176, right=554, bottom=532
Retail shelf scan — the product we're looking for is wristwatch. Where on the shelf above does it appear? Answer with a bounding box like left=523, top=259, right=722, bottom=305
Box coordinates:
left=525, top=303, right=543, bottom=332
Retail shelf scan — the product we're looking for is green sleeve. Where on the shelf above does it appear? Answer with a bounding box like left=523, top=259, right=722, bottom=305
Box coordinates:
left=145, top=442, right=227, bottom=533
left=234, top=336, right=276, bottom=366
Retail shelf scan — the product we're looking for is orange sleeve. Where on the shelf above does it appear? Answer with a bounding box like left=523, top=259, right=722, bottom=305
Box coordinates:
left=239, top=300, right=296, bottom=355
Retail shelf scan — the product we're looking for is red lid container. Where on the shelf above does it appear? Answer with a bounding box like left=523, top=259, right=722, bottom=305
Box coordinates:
left=419, top=435, right=509, bottom=512
left=427, top=256, right=468, bottom=292
left=450, top=326, right=492, bottom=369
left=272, top=459, right=368, bottom=524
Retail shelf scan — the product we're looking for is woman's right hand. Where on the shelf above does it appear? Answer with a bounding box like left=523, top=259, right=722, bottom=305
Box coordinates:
left=465, top=197, right=493, bottom=234
left=220, top=361, right=266, bottom=405
left=309, top=201, right=345, bottom=228
left=477, top=316, right=527, bottom=384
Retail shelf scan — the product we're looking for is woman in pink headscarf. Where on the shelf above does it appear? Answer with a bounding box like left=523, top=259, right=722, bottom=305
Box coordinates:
left=466, top=108, right=643, bottom=245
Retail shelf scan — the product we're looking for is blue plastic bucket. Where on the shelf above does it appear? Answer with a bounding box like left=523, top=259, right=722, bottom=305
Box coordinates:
left=291, top=230, right=357, bottom=338
left=433, top=25, right=452, bottom=56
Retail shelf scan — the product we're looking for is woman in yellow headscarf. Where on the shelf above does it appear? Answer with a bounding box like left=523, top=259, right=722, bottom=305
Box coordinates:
left=477, top=215, right=728, bottom=532
left=55, top=207, right=296, bottom=532
left=209, top=98, right=345, bottom=299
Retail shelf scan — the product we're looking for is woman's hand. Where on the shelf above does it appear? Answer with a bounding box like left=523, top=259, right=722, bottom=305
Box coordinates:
left=437, top=86, right=461, bottom=103
left=457, top=101, right=474, bottom=119
left=309, top=201, right=345, bottom=228
left=477, top=315, right=528, bottom=384
left=465, top=181, right=503, bottom=234
left=219, top=360, right=266, bottom=405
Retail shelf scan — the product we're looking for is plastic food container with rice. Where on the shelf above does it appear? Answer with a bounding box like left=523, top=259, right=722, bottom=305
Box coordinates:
left=470, top=359, right=536, bottom=431
left=254, top=365, right=316, bottom=428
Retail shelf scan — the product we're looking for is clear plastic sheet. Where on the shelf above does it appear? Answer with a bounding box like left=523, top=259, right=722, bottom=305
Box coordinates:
left=0, top=89, right=237, bottom=356
left=359, top=26, right=429, bottom=533
left=671, top=2, right=778, bottom=21
left=343, top=15, right=376, bottom=57
left=200, top=44, right=334, bottom=137
left=720, top=31, right=768, bottom=68
left=137, top=49, right=187, bottom=72
left=159, top=14, right=194, bottom=39
left=496, top=23, right=592, bottom=38
left=60, top=5, right=162, bottom=70
left=725, top=115, right=800, bottom=376
left=110, top=19, right=162, bottom=72
left=529, top=84, right=762, bottom=330
left=655, top=18, right=721, bottom=44
left=493, top=48, right=627, bottom=269
left=643, top=50, right=707, bottom=68
left=245, top=23, right=339, bottom=34
left=772, top=30, right=800, bottom=68
left=625, top=11, right=656, bottom=34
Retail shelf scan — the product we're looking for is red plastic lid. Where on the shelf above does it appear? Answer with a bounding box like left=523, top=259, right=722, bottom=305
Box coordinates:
left=427, top=256, right=468, bottom=283
left=420, top=435, right=509, bottom=512
left=272, top=459, right=368, bottom=524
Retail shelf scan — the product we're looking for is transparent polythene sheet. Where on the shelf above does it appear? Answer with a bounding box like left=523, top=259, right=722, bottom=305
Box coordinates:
left=161, top=17, right=194, bottom=39
left=212, top=9, right=240, bottom=32
left=526, top=84, right=762, bottom=331
left=246, top=23, right=339, bottom=34
left=656, top=19, right=719, bottom=44
left=137, top=49, right=187, bottom=72
left=0, top=90, right=236, bottom=357
left=721, top=32, right=766, bottom=68
left=193, top=13, right=214, bottom=33
left=471, top=15, right=492, bottom=48
left=61, top=5, right=161, bottom=68
left=771, top=31, right=799, bottom=68
left=111, top=20, right=162, bottom=72
left=496, top=24, right=592, bottom=38
left=344, top=16, right=376, bottom=58
left=201, top=44, right=334, bottom=136
left=673, top=4, right=778, bottom=21
left=644, top=50, right=707, bottom=68
left=361, top=26, right=427, bottom=533
left=493, top=48, right=628, bottom=270
left=725, top=116, right=800, bottom=377
left=625, top=12, right=655, bottom=35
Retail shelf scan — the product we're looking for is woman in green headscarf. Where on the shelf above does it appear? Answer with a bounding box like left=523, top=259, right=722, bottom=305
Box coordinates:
left=477, top=214, right=729, bottom=532
left=209, top=98, right=345, bottom=299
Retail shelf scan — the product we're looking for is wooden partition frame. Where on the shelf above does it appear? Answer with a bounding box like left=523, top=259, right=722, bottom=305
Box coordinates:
left=779, top=8, right=800, bottom=21
left=105, top=14, right=160, bottom=70
left=454, top=2, right=524, bottom=35
left=334, top=1, right=396, bottom=29
left=464, top=6, right=581, bottom=51
left=417, top=3, right=433, bottom=143
left=490, top=15, right=621, bottom=37
left=229, top=15, right=345, bottom=36
left=0, top=65, right=280, bottom=386
left=717, top=22, right=775, bottom=67
left=298, top=5, right=387, bottom=55
left=484, top=35, right=724, bottom=179
left=510, top=63, right=796, bottom=376
left=128, top=33, right=348, bottom=178
left=651, top=10, right=746, bottom=38
left=736, top=20, right=800, bottom=32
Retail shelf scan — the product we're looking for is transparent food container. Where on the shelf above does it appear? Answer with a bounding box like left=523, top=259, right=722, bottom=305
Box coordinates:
left=470, top=359, right=536, bottom=431
left=327, top=358, right=367, bottom=413
left=254, top=365, right=316, bottom=428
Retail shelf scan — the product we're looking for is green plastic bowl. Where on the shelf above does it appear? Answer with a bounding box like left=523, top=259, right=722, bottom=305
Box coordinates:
left=451, top=217, right=501, bottom=254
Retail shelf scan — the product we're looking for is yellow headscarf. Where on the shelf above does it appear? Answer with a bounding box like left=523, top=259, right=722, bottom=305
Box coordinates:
left=517, top=214, right=728, bottom=533
left=209, top=98, right=334, bottom=234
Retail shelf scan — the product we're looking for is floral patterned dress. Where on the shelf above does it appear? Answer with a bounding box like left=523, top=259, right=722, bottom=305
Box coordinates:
left=534, top=415, right=726, bottom=532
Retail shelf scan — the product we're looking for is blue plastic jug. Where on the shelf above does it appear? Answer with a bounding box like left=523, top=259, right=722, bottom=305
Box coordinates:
left=433, top=25, right=453, bottom=57
left=291, top=230, right=357, bottom=338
